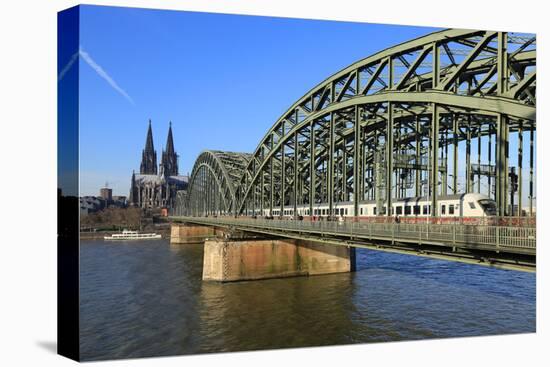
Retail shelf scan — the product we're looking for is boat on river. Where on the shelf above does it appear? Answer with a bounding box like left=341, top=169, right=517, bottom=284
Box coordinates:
left=104, top=230, right=162, bottom=241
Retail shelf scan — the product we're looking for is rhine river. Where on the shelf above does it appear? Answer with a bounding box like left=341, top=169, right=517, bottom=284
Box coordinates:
left=80, top=239, right=536, bottom=361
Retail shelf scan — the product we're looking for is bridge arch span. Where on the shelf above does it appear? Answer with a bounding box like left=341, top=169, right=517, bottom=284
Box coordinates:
left=234, top=29, right=535, bottom=217
left=180, top=29, right=536, bottom=219
left=186, top=150, right=251, bottom=216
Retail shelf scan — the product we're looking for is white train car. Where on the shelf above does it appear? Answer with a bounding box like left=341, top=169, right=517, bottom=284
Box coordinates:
left=260, top=193, right=496, bottom=219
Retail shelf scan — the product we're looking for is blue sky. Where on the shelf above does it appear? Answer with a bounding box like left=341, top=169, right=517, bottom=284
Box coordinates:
left=77, top=5, right=440, bottom=196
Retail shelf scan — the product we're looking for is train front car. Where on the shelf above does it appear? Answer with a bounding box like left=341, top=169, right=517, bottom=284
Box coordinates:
left=462, top=193, right=497, bottom=217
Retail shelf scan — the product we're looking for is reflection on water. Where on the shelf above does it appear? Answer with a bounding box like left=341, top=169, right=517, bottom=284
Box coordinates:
left=80, top=240, right=535, bottom=361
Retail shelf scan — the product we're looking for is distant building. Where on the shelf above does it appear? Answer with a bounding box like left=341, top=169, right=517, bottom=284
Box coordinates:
left=99, top=186, right=112, bottom=201
left=112, top=196, right=127, bottom=207
left=80, top=194, right=128, bottom=217
left=129, top=120, right=188, bottom=209
left=80, top=196, right=106, bottom=216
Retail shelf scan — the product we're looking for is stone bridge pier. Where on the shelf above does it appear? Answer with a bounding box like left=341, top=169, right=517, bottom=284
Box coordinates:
left=170, top=223, right=356, bottom=282
left=170, top=223, right=215, bottom=244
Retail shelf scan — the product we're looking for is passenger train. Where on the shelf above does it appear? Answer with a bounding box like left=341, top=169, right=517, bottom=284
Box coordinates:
left=261, top=193, right=497, bottom=220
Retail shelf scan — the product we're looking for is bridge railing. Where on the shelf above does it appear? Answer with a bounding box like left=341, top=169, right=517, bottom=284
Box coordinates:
left=172, top=217, right=536, bottom=252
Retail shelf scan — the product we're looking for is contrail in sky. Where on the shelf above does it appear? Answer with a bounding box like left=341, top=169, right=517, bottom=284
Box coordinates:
left=58, top=46, right=135, bottom=105
left=57, top=50, right=79, bottom=81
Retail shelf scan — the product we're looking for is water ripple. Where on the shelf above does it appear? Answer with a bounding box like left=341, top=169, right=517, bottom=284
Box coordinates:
left=79, top=240, right=535, bottom=360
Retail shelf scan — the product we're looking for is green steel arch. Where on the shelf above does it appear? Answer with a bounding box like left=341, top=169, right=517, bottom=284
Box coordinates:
left=233, top=29, right=536, bottom=217
left=186, top=150, right=251, bottom=216
left=181, top=29, right=536, bottom=219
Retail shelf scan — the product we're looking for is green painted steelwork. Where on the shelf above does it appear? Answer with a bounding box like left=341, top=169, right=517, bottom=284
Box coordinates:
left=181, top=29, right=536, bottom=220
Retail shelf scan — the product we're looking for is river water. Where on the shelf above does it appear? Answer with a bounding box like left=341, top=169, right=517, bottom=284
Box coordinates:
left=80, top=239, right=535, bottom=361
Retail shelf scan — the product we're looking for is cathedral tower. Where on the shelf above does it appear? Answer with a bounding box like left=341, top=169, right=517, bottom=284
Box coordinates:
left=161, top=122, right=179, bottom=177
left=140, top=120, right=157, bottom=175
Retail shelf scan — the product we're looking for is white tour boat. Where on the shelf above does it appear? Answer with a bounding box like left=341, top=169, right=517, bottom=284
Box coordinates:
left=104, top=230, right=162, bottom=241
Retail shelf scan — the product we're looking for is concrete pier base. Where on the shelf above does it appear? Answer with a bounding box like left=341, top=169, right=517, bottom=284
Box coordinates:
left=202, top=237, right=355, bottom=282
left=170, top=224, right=215, bottom=244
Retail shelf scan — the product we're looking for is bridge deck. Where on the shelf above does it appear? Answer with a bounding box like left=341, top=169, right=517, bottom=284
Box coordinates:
left=170, top=216, right=536, bottom=271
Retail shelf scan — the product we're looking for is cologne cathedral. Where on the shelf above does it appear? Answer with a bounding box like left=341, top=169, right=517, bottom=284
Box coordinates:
left=129, top=120, right=188, bottom=210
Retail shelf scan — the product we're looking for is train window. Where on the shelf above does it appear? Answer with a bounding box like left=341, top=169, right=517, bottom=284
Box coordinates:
left=360, top=208, right=363, bottom=215
left=449, top=205, right=455, bottom=215
left=414, top=205, right=421, bottom=215
left=396, top=206, right=403, bottom=215
left=478, top=200, right=496, bottom=215
left=373, top=207, right=377, bottom=215
left=422, top=205, right=428, bottom=215
left=468, top=202, right=476, bottom=209
left=345, top=209, right=348, bottom=215
left=441, top=205, right=446, bottom=215
left=405, top=206, right=411, bottom=215
left=382, top=206, right=387, bottom=215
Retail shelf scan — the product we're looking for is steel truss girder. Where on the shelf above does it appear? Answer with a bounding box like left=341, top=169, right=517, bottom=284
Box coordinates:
left=184, top=29, right=536, bottom=218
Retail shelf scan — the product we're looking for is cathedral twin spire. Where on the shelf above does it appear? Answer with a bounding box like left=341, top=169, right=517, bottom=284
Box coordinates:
left=139, top=120, right=178, bottom=177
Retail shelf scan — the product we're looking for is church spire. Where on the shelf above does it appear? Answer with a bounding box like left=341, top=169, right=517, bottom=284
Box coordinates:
left=165, top=121, right=175, bottom=155
left=140, top=119, right=158, bottom=175
left=145, top=119, right=155, bottom=152
left=161, top=121, right=179, bottom=176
